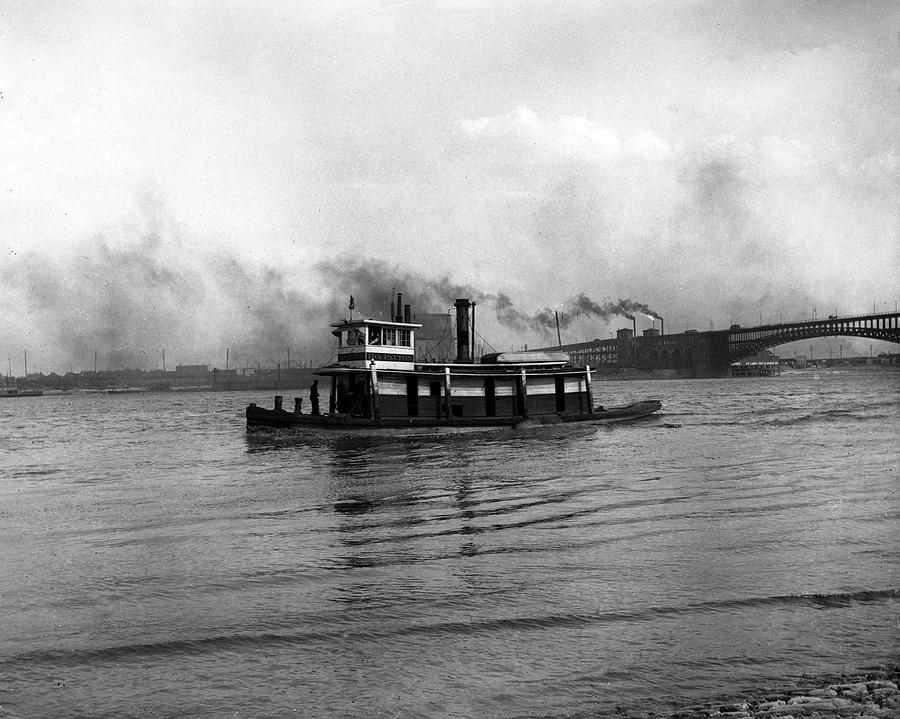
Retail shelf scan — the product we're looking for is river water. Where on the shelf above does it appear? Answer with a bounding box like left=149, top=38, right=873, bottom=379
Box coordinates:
left=1, top=368, right=898, bottom=718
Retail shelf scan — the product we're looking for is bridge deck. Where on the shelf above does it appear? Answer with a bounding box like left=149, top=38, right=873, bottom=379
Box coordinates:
left=548, top=311, right=900, bottom=376
left=727, top=312, right=900, bottom=362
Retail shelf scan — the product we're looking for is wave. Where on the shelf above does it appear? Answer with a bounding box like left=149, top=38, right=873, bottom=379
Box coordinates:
left=762, top=407, right=897, bottom=426
left=6, top=589, right=896, bottom=669
left=6, top=467, right=64, bottom=479
left=334, top=491, right=691, bottom=547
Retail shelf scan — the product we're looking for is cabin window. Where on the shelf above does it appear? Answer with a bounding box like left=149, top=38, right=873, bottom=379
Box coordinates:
left=396, top=329, right=411, bottom=347
left=554, top=376, right=566, bottom=412
left=484, top=378, right=496, bottom=417
left=335, top=376, right=351, bottom=413
left=383, top=328, right=396, bottom=346
left=368, top=327, right=381, bottom=345
left=406, top=376, right=419, bottom=416
left=346, top=328, right=364, bottom=346
left=515, top=377, right=526, bottom=416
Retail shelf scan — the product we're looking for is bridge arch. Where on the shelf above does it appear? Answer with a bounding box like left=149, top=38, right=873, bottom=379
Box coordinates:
left=728, top=314, right=900, bottom=363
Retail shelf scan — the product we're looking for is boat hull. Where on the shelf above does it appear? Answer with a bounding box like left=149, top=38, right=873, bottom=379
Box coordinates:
left=246, top=400, right=662, bottom=435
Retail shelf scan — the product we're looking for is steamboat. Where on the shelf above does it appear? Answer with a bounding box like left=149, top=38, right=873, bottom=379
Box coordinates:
left=246, top=295, right=661, bottom=435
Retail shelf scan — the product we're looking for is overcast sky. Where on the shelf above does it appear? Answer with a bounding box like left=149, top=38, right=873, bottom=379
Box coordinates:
left=2, top=1, right=898, bottom=371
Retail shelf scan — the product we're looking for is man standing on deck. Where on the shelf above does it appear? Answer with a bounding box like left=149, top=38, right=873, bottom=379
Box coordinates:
left=310, top=380, right=320, bottom=415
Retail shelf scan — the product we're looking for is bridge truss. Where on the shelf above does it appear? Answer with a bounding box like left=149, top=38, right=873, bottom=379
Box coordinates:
left=727, top=312, right=900, bottom=363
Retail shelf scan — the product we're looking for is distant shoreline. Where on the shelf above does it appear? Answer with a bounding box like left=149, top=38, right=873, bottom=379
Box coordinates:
left=7, top=361, right=899, bottom=394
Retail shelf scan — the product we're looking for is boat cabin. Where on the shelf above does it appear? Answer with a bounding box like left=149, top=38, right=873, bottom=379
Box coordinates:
left=321, top=297, right=596, bottom=423
left=332, top=318, right=421, bottom=371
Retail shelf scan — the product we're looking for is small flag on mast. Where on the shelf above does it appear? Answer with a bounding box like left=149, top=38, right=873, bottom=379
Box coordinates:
left=349, top=295, right=355, bottom=310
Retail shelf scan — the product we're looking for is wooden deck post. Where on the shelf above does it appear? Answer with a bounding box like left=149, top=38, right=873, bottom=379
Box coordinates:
left=517, top=367, right=528, bottom=418
left=585, top=364, right=594, bottom=414
left=369, top=361, right=380, bottom=419
left=443, top=366, right=451, bottom=419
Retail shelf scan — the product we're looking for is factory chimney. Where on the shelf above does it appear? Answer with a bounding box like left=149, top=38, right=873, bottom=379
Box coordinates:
left=454, top=298, right=471, bottom=362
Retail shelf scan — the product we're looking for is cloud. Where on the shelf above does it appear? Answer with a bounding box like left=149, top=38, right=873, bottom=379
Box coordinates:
left=461, top=106, right=670, bottom=162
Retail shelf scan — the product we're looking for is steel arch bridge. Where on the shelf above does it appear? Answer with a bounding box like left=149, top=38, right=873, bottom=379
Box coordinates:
left=728, top=312, right=900, bottom=363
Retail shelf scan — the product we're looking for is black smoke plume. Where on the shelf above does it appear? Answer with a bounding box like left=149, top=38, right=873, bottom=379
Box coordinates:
left=0, top=234, right=659, bottom=373
left=495, top=292, right=659, bottom=333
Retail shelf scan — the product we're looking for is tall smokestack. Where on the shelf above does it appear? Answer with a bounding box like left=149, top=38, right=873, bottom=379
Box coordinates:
left=660, top=317, right=664, bottom=336
left=454, top=298, right=471, bottom=362
left=403, top=304, right=411, bottom=323
left=396, top=292, right=403, bottom=322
